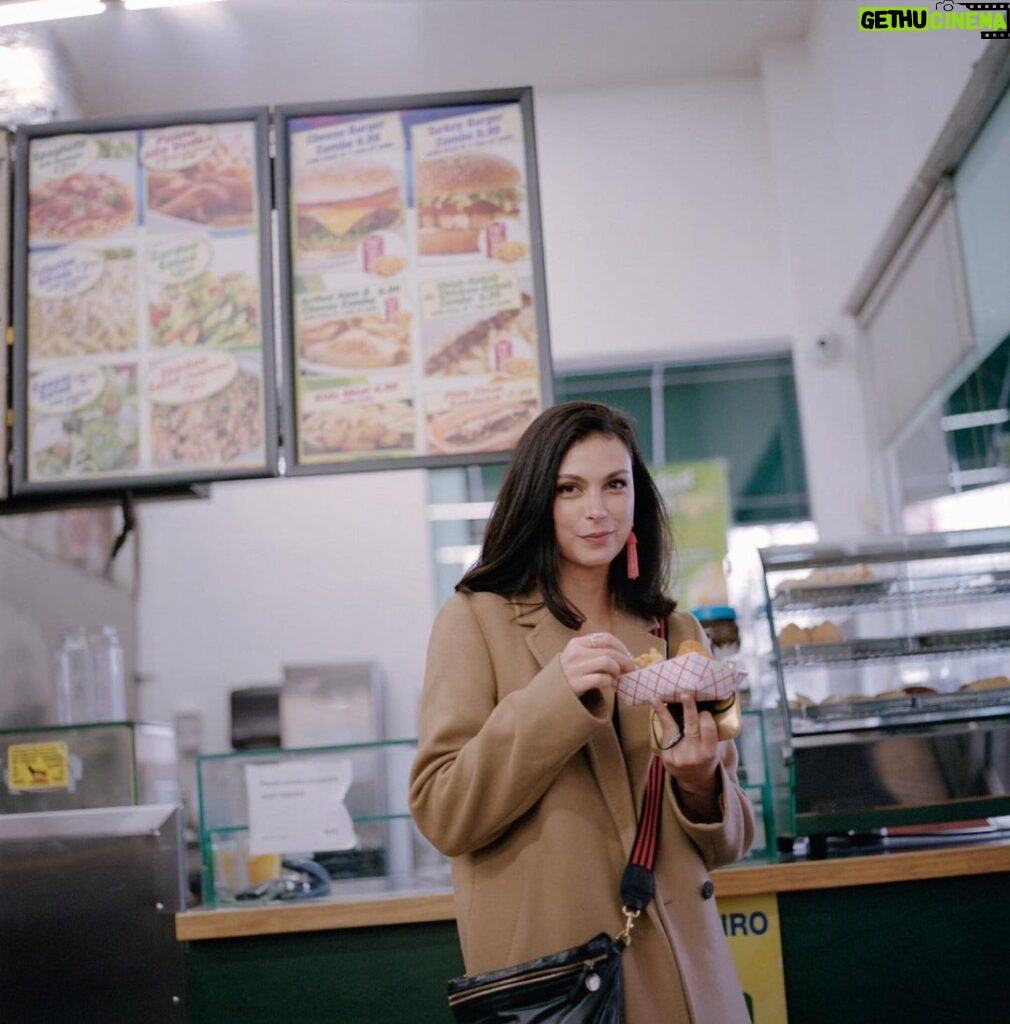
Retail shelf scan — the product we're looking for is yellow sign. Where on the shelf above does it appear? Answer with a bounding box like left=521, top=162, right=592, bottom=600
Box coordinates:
left=718, top=892, right=788, bottom=1024
left=7, top=742, right=70, bottom=791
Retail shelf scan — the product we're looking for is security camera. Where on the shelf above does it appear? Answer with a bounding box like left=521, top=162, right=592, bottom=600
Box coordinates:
left=809, top=333, right=842, bottom=364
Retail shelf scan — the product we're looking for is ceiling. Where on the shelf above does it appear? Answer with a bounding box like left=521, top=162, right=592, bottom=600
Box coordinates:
left=22, top=0, right=812, bottom=119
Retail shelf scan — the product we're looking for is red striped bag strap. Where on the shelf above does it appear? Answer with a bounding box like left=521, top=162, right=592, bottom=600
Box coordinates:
left=617, top=616, right=667, bottom=940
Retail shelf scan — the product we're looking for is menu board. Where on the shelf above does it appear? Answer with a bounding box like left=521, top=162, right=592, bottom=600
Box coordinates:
left=276, top=88, right=551, bottom=473
left=11, top=109, right=277, bottom=495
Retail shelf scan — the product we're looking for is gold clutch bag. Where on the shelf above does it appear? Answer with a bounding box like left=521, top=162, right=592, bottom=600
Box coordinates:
left=648, top=693, right=742, bottom=753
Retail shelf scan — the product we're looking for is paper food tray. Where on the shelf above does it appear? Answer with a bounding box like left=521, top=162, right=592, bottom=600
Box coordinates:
left=616, top=653, right=747, bottom=707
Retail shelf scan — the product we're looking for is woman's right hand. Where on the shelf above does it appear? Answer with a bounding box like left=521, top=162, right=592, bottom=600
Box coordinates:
left=560, top=632, right=635, bottom=697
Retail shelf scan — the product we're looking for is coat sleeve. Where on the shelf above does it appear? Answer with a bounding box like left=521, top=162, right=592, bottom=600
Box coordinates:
left=665, top=611, right=756, bottom=868
left=409, top=593, right=609, bottom=858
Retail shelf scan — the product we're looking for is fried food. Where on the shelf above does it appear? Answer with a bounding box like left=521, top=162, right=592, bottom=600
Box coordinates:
left=634, top=647, right=664, bottom=669
left=676, top=639, right=711, bottom=659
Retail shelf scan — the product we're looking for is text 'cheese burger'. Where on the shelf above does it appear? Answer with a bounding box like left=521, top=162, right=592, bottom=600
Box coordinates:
left=415, top=150, right=522, bottom=256
left=295, top=160, right=403, bottom=260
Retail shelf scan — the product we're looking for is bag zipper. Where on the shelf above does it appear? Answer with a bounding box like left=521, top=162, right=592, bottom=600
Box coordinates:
left=448, top=952, right=610, bottom=1007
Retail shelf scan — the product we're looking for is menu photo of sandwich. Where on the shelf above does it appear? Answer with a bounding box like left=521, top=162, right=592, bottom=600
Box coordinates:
left=294, top=157, right=405, bottom=269
left=414, top=149, right=526, bottom=260
left=424, top=381, right=540, bottom=456
left=423, top=291, right=536, bottom=379
left=296, top=283, right=413, bottom=375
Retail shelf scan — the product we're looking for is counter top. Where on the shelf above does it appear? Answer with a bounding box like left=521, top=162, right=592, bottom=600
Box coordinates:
left=176, top=835, right=1010, bottom=941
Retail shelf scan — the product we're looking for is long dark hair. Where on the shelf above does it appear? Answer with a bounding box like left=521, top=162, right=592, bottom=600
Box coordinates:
left=458, top=401, right=675, bottom=629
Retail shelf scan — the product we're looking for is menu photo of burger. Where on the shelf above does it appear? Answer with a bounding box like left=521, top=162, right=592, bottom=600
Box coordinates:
left=293, top=158, right=405, bottom=268
left=414, top=149, right=526, bottom=259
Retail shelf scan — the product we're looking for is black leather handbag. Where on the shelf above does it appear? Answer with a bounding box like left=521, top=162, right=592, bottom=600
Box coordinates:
left=446, top=756, right=666, bottom=1024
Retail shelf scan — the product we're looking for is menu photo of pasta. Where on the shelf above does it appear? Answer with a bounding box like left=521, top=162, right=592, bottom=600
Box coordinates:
left=420, top=270, right=537, bottom=380
left=298, top=376, right=415, bottom=461
left=296, top=280, right=413, bottom=376
left=146, top=350, right=264, bottom=469
left=16, top=112, right=276, bottom=492
left=28, top=246, right=139, bottom=359
left=145, top=233, right=260, bottom=350
left=142, top=122, right=256, bottom=231
left=28, top=362, right=139, bottom=479
left=28, top=132, right=138, bottom=247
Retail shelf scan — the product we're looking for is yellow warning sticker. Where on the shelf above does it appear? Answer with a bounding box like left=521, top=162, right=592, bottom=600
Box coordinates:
left=7, top=742, right=70, bottom=791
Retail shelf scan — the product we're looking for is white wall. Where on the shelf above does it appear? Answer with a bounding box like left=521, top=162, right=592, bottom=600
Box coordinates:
left=136, top=3, right=992, bottom=756
left=137, top=472, right=434, bottom=754
left=759, top=7, right=986, bottom=538
left=536, top=78, right=791, bottom=364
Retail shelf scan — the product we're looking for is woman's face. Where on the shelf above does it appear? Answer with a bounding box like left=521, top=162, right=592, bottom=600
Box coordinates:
left=552, top=432, right=635, bottom=576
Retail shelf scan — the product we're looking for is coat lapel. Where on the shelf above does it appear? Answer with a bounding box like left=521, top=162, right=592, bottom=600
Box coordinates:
left=514, top=599, right=668, bottom=854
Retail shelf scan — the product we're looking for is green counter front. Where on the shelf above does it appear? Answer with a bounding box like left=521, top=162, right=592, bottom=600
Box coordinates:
left=178, top=839, right=1010, bottom=1023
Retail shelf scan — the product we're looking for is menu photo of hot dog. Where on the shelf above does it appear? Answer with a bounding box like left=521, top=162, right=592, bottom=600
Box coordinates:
left=424, top=380, right=540, bottom=456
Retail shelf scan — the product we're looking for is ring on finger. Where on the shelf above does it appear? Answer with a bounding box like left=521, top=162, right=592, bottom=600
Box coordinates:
left=684, top=727, right=701, bottom=739
left=659, top=730, right=684, bottom=751
left=589, top=632, right=602, bottom=648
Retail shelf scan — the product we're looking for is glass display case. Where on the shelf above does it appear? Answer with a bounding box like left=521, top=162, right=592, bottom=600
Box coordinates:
left=0, top=720, right=178, bottom=814
left=759, top=527, right=1010, bottom=855
left=196, top=738, right=449, bottom=908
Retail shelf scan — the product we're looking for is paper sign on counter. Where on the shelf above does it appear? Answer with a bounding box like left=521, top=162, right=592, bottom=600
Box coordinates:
left=244, top=758, right=357, bottom=856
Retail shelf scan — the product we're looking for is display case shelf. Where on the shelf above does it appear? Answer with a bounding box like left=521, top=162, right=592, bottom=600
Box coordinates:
left=758, top=527, right=1010, bottom=850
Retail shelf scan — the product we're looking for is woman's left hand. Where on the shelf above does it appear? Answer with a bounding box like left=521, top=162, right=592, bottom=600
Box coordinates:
left=650, top=694, right=722, bottom=821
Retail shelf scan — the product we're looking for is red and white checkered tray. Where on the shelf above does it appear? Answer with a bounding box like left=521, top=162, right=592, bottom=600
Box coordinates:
left=617, top=654, right=747, bottom=707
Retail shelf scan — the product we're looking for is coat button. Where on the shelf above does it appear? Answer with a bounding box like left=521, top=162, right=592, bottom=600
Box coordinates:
left=700, top=880, right=715, bottom=900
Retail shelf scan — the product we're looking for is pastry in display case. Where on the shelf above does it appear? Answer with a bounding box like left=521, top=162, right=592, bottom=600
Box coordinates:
left=759, top=527, right=1010, bottom=856
left=196, top=738, right=449, bottom=908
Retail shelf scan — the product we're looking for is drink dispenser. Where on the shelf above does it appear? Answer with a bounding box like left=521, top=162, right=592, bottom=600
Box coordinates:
left=55, top=626, right=126, bottom=724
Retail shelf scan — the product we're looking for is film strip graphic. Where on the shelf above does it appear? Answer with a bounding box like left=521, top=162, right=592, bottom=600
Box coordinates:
left=956, top=2, right=1010, bottom=38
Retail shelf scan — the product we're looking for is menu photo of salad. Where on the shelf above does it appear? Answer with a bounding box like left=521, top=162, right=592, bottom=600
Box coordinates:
left=145, top=233, right=260, bottom=351
left=15, top=111, right=276, bottom=493
left=28, top=362, right=139, bottom=480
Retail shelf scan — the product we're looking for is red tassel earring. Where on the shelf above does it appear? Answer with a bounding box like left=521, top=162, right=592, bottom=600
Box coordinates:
left=626, top=531, right=640, bottom=580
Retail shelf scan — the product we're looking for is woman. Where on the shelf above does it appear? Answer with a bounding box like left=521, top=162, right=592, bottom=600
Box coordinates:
left=409, top=402, right=753, bottom=1022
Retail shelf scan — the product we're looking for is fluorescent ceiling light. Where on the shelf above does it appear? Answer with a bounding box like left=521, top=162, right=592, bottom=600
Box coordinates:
left=940, top=409, right=1010, bottom=432
left=122, top=0, right=223, bottom=8
left=0, top=1, right=103, bottom=26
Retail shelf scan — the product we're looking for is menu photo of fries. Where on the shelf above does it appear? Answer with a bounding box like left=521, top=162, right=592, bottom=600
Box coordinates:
left=143, top=123, right=256, bottom=230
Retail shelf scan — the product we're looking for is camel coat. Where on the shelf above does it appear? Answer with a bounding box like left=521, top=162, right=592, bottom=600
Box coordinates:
left=409, top=591, right=754, bottom=1023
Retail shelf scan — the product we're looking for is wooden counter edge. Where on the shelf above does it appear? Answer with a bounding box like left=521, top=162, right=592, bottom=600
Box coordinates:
left=176, top=890, right=457, bottom=941
left=177, top=839, right=1010, bottom=941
